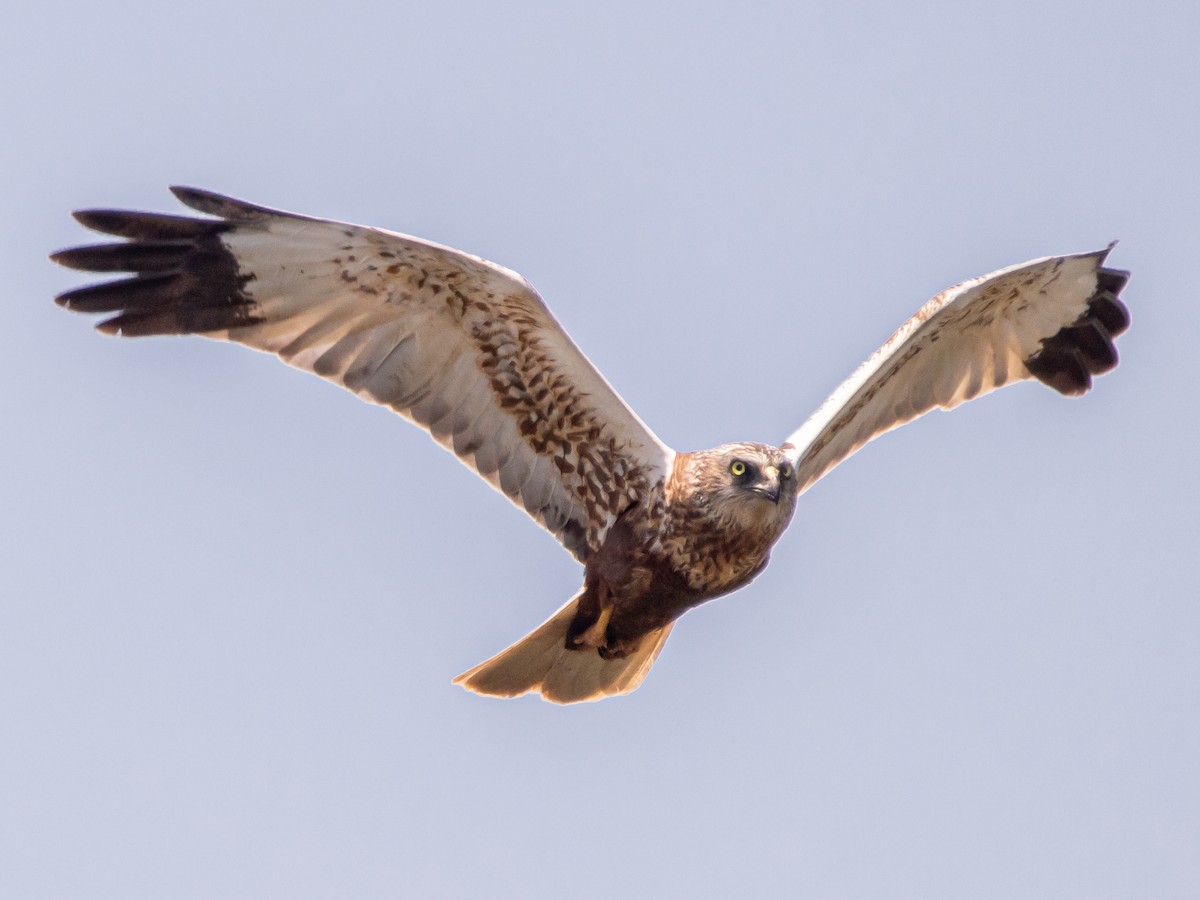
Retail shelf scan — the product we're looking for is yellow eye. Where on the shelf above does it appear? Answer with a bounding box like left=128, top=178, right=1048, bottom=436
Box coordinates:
left=730, top=460, right=747, bottom=477
left=779, top=463, right=793, bottom=480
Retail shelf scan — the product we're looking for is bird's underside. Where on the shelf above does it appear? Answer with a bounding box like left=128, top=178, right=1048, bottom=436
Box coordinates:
left=53, top=187, right=1131, bottom=703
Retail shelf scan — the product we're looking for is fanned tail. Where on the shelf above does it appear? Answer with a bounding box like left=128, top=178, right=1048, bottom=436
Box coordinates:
left=453, top=595, right=674, bottom=704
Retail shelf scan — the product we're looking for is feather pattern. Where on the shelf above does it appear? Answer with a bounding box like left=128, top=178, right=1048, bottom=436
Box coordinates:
left=53, top=187, right=674, bottom=561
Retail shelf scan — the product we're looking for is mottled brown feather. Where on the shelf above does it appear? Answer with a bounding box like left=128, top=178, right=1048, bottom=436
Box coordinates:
left=53, top=187, right=672, bottom=565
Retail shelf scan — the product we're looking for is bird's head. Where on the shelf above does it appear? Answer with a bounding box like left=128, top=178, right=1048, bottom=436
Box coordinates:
left=680, top=442, right=799, bottom=538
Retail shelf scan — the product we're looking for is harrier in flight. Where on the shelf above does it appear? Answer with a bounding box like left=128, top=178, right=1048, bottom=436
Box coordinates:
left=53, top=188, right=1130, bottom=703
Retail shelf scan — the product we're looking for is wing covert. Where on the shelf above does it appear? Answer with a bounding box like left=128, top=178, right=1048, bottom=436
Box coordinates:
left=53, top=187, right=675, bottom=560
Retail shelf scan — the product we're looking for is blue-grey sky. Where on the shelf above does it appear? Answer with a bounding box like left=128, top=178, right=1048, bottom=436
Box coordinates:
left=4, top=2, right=1198, bottom=897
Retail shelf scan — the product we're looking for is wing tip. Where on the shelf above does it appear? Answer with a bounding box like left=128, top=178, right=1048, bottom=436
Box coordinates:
left=1024, top=247, right=1131, bottom=396
left=52, top=192, right=258, bottom=338
left=168, top=185, right=279, bottom=221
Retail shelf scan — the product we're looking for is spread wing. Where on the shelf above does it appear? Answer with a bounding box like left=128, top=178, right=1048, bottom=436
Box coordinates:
left=53, top=187, right=674, bottom=561
left=782, top=247, right=1130, bottom=495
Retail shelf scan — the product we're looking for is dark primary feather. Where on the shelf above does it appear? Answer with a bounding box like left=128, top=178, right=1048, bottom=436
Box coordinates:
left=69, top=208, right=218, bottom=240
left=51, top=195, right=259, bottom=337
left=169, top=184, right=285, bottom=220
left=51, top=241, right=194, bottom=273
left=1025, top=264, right=1130, bottom=396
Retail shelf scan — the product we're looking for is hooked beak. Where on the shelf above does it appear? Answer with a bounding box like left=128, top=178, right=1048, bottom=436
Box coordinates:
left=754, top=466, right=782, bottom=504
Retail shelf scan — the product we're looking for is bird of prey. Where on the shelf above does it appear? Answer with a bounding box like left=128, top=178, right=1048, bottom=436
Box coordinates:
left=52, top=188, right=1131, bottom=704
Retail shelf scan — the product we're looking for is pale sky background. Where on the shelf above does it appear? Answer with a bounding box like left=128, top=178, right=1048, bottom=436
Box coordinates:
left=4, top=2, right=1198, bottom=897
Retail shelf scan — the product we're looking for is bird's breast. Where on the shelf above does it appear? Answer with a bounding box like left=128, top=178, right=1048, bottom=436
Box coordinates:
left=657, top=510, right=778, bottom=596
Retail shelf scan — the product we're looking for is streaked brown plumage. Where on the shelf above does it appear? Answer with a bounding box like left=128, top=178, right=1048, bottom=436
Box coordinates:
left=52, top=188, right=1131, bottom=703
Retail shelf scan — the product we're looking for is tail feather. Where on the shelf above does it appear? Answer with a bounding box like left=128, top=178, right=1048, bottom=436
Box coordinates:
left=453, top=595, right=674, bottom=704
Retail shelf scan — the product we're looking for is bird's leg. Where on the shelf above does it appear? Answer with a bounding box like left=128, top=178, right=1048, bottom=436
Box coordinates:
left=595, top=566, right=655, bottom=658
left=567, top=606, right=611, bottom=650
left=565, top=582, right=610, bottom=650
